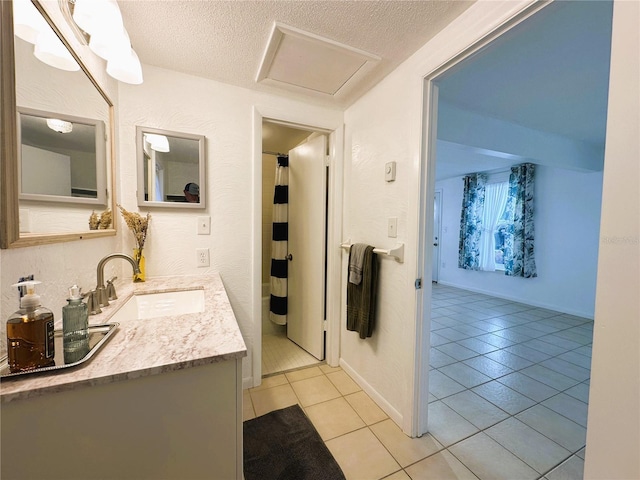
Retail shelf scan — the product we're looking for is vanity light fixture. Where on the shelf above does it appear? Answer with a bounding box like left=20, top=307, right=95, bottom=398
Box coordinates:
left=12, top=0, right=47, bottom=43
left=144, top=134, right=170, bottom=153
left=13, top=0, right=80, bottom=72
left=68, top=0, right=143, bottom=84
left=46, top=118, right=73, bottom=134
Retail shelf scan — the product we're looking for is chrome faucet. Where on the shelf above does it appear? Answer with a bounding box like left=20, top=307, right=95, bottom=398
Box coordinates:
left=95, top=253, right=141, bottom=308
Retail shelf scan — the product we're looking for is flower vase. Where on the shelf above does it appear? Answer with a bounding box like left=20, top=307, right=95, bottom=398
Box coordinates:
left=133, top=248, right=146, bottom=282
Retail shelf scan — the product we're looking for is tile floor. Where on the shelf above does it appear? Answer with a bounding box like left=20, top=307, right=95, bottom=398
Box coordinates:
left=245, top=285, right=593, bottom=479
left=262, top=330, right=321, bottom=375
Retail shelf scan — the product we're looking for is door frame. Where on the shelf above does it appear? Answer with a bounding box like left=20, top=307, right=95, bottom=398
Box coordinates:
left=251, top=106, right=344, bottom=388
left=413, top=1, right=551, bottom=435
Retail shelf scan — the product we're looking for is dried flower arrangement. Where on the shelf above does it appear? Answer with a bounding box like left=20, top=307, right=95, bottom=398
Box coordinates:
left=88, top=209, right=113, bottom=230
left=117, top=204, right=151, bottom=252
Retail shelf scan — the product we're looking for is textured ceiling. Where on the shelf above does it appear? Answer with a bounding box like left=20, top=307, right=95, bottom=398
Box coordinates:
left=437, top=0, right=613, bottom=147
left=118, top=0, right=474, bottom=107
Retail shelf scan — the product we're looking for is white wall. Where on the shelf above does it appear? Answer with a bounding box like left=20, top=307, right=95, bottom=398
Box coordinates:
left=341, top=0, right=536, bottom=432
left=584, top=1, right=640, bottom=477
left=436, top=166, right=603, bottom=318
left=117, top=65, right=342, bottom=386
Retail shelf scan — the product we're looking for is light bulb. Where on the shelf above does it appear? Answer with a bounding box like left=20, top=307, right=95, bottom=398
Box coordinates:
left=106, top=47, right=143, bottom=85
left=13, top=0, right=48, bottom=44
left=34, top=30, right=80, bottom=72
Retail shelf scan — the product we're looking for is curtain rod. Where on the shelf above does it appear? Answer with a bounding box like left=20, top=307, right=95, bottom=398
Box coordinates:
left=262, top=150, right=287, bottom=157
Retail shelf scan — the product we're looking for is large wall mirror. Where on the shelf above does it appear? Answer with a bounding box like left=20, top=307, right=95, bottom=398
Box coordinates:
left=1, top=0, right=115, bottom=248
left=136, top=126, right=206, bottom=209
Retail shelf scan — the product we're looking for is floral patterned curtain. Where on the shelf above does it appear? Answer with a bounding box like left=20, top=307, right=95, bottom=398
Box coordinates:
left=504, top=163, right=537, bottom=278
left=458, top=173, right=487, bottom=270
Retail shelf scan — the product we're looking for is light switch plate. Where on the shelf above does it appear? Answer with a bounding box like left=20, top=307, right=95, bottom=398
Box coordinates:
left=197, top=216, right=211, bottom=235
left=385, top=161, right=396, bottom=182
left=388, top=217, right=398, bottom=238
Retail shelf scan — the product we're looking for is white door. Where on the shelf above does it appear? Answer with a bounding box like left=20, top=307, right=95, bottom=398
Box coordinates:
left=287, top=135, right=327, bottom=360
left=432, top=190, right=442, bottom=282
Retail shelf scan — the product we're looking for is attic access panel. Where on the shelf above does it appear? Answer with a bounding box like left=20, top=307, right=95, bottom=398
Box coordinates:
left=257, top=23, right=380, bottom=96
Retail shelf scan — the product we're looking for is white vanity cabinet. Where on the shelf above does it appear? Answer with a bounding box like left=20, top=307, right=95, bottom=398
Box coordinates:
left=1, top=274, right=246, bottom=480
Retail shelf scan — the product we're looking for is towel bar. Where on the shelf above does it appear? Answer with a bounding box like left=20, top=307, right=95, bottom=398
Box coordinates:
left=340, top=242, right=404, bottom=263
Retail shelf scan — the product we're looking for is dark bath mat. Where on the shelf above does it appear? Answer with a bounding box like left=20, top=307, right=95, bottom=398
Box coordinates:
left=243, top=404, right=346, bottom=480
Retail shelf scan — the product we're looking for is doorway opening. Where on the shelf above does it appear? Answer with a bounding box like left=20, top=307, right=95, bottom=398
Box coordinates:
left=416, top=2, right=612, bottom=474
left=261, top=120, right=328, bottom=376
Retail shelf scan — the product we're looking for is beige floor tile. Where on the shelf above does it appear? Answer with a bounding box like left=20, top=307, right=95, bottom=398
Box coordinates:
left=382, top=471, right=411, bottom=480
left=290, top=375, right=341, bottom=407
left=242, top=390, right=255, bottom=421
left=346, top=391, right=388, bottom=425
left=320, top=364, right=343, bottom=374
left=250, top=374, right=288, bottom=392
left=326, top=428, right=401, bottom=480
left=405, top=450, right=478, bottom=480
left=327, top=370, right=362, bottom=395
left=305, top=397, right=366, bottom=440
left=285, top=366, right=324, bottom=383
left=371, top=419, right=443, bottom=467
left=249, top=383, right=299, bottom=417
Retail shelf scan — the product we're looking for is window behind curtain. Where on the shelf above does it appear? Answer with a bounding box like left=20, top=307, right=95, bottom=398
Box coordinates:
left=493, top=182, right=510, bottom=271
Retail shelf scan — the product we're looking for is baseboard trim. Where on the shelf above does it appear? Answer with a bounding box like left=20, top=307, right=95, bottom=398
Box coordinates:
left=339, top=359, right=403, bottom=428
left=242, top=376, right=255, bottom=390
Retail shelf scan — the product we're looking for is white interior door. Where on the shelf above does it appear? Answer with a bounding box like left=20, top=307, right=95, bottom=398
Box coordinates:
left=287, top=135, right=327, bottom=360
left=432, top=190, right=442, bottom=282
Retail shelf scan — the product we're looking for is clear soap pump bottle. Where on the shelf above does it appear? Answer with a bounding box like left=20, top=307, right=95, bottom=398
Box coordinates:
left=7, top=280, right=55, bottom=373
left=62, top=285, right=90, bottom=364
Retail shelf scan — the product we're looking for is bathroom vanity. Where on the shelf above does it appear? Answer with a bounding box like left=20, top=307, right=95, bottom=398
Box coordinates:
left=0, top=274, right=247, bottom=480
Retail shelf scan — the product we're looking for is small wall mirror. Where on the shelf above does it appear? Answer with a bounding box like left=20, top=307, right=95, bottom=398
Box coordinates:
left=18, top=107, right=107, bottom=205
left=136, top=126, right=206, bottom=209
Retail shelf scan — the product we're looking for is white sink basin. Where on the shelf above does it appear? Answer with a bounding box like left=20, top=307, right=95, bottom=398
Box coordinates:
left=111, top=289, right=205, bottom=321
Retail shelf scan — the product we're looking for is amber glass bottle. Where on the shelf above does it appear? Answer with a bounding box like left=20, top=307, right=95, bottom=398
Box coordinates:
left=7, top=282, right=55, bottom=373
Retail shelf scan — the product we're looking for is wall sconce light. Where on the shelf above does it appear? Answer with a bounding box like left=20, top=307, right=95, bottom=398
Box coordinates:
left=46, top=118, right=73, bottom=133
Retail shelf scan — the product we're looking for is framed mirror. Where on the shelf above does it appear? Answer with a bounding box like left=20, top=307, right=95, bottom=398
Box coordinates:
left=136, top=126, right=206, bottom=209
left=1, top=0, right=115, bottom=248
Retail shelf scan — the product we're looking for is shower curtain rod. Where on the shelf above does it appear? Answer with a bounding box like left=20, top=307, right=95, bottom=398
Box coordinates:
left=262, top=150, right=288, bottom=157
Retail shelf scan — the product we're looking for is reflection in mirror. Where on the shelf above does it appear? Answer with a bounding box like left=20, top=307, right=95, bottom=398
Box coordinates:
left=136, top=127, right=206, bottom=209
left=18, top=107, right=106, bottom=204
left=0, top=0, right=116, bottom=245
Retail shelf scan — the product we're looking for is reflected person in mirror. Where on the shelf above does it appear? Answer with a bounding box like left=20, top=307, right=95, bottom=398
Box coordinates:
left=183, top=183, right=200, bottom=203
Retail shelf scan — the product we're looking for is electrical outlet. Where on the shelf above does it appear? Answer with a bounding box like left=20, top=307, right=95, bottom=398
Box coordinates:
left=197, top=216, right=210, bottom=235
left=196, top=248, right=210, bottom=267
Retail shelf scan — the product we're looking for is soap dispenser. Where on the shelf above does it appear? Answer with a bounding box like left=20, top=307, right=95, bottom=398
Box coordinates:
left=6, top=280, right=55, bottom=373
left=62, top=285, right=89, bottom=364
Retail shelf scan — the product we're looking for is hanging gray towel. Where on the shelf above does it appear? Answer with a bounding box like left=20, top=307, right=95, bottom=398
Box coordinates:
left=347, top=245, right=378, bottom=339
left=348, top=243, right=368, bottom=285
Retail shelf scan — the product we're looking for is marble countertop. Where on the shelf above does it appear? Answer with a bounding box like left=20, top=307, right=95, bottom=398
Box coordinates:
left=0, top=273, right=247, bottom=403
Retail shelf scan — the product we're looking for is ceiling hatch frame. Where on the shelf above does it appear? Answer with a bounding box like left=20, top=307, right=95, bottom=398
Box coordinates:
left=256, top=22, right=380, bottom=98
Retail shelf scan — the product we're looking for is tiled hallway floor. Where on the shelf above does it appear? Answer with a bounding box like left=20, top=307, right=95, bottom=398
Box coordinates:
left=245, top=285, right=593, bottom=479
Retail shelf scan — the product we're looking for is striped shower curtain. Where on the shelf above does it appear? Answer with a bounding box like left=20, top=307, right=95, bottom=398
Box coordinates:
left=269, top=155, right=289, bottom=325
